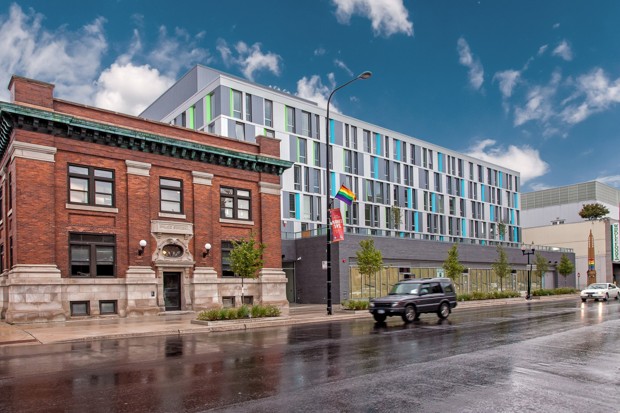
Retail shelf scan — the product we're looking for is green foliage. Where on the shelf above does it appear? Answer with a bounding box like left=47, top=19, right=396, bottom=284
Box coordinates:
left=229, top=233, right=266, bottom=280
left=356, top=239, right=383, bottom=278
left=578, top=203, right=610, bottom=221
left=442, top=244, right=466, bottom=282
left=491, top=245, right=512, bottom=291
left=534, top=252, right=549, bottom=287
left=557, top=253, right=575, bottom=279
left=458, top=290, right=520, bottom=301
left=497, top=221, right=506, bottom=239
left=390, top=204, right=402, bottom=230
left=532, top=287, right=578, bottom=296
left=342, top=300, right=369, bottom=310
left=197, top=304, right=281, bottom=321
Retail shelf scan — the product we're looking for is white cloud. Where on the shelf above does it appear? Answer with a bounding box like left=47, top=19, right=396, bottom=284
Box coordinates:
left=537, top=44, right=548, bottom=55
left=513, top=71, right=561, bottom=127
left=148, top=26, right=209, bottom=77
left=217, top=40, right=281, bottom=81
left=494, top=70, right=520, bottom=98
left=560, top=68, right=620, bottom=124
left=465, top=139, right=549, bottom=183
left=334, top=59, right=354, bottom=76
left=94, top=63, right=174, bottom=115
left=0, top=3, right=107, bottom=104
left=295, top=74, right=332, bottom=110
left=596, top=175, right=620, bottom=188
left=552, top=40, right=573, bottom=61
left=529, top=182, right=553, bottom=191
left=332, top=0, right=413, bottom=37
left=314, top=47, right=326, bottom=56
left=457, top=37, right=484, bottom=90
left=553, top=23, right=560, bottom=29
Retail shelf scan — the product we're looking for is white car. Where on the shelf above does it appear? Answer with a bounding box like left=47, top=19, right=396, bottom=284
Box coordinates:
left=580, top=283, right=620, bottom=302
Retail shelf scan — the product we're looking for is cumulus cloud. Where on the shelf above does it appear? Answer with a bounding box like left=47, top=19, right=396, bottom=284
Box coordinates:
left=552, top=40, right=573, bottom=61
left=332, top=0, right=413, bottom=37
left=147, top=26, right=210, bottom=77
left=560, top=68, right=620, bottom=124
left=465, top=139, right=549, bottom=183
left=0, top=3, right=107, bottom=104
left=295, top=74, right=333, bottom=110
left=217, top=39, right=281, bottom=81
left=94, top=63, right=174, bottom=115
left=596, top=175, right=620, bottom=188
left=457, top=37, right=484, bottom=90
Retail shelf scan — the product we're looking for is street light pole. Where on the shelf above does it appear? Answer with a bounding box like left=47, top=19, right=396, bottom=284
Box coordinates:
left=325, top=71, right=372, bottom=315
left=521, top=242, right=535, bottom=300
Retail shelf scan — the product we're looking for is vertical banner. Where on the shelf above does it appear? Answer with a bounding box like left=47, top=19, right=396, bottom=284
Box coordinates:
left=612, top=223, right=620, bottom=262
left=330, top=208, right=345, bottom=242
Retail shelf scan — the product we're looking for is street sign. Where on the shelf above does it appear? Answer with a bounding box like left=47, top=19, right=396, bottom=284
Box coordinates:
left=322, top=261, right=328, bottom=270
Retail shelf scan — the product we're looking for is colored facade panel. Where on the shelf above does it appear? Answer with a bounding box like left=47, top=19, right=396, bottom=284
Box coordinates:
left=375, top=133, right=381, bottom=155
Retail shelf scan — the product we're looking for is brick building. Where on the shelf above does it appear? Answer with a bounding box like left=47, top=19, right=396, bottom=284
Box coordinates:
left=0, top=76, right=292, bottom=323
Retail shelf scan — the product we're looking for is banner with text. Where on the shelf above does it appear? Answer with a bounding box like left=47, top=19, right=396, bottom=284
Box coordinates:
left=330, top=208, right=345, bottom=242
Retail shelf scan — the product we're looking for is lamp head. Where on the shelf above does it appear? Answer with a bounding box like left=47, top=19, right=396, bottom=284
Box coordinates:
left=203, top=243, right=212, bottom=258
left=358, top=71, right=372, bottom=80
left=138, top=239, right=147, bottom=256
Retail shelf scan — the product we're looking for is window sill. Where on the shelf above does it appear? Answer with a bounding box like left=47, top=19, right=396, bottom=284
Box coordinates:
left=219, top=218, right=254, bottom=226
left=159, top=212, right=187, bottom=219
left=66, top=204, right=119, bottom=213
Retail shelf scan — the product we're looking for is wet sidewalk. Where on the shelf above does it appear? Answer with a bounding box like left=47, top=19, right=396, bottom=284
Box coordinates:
left=0, top=295, right=577, bottom=346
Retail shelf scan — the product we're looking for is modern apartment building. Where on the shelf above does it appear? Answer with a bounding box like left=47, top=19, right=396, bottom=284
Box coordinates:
left=141, top=65, right=523, bottom=246
left=138, top=65, right=572, bottom=304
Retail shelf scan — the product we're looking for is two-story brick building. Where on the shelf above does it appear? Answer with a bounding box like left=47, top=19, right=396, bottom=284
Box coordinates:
left=0, top=76, right=292, bottom=323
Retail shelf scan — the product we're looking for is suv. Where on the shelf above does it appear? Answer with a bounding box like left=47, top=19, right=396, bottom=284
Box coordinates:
left=368, top=277, right=457, bottom=323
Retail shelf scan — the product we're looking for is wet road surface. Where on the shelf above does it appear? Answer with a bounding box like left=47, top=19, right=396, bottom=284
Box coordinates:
left=0, top=298, right=619, bottom=412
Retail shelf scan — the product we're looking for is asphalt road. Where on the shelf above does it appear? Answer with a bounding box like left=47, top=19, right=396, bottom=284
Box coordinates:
left=0, top=298, right=619, bottom=412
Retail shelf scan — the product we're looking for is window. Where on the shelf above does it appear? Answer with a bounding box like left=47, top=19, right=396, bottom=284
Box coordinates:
left=69, top=165, right=114, bottom=207
left=264, top=100, right=273, bottom=127
left=235, top=122, right=245, bottom=140
left=344, top=150, right=352, bottom=173
left=220, top=187, right=251, bottom=220
left=352, top=127, right=358, bottom=150
left=264, top=129, right=275, bottom=138
left=304, top=167, right=310, bottom=192
left=71, top=301, right=90, bottom=316
left=221, top=241, right=234, bottom=277
left=160, top=178, right=183, bottom=213
left=301, top=111, right=311, bottom=136
left=298, top=138, right=307, bottom=164
left=345, top=124, right=350, bottom=147
left=70, top=233, right=115, bottom=277
left=313, top=141, right=321, bottom=167
left=363, top=130, right=371, bottom=152
left=245, top=94, right=252, bottom=122
left=99, top=300, right=117, bottom=315
left=222, top=296, right=235, bottom=307
left=313, top=169, right=321, bottom=194
left=286, top=106, right=296, bottom=133
left=294, top=165, right=301, bottom=191
left=232, top=89, right=242, bottom=119
left=288, top=193, right=296, bottom=218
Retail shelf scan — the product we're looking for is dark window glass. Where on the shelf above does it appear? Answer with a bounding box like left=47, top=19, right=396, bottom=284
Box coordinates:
left=68, top=165, right=115, bottom=207
left=99, top=300, right=117, bottom=315
left=70, top=301, right=90, bottom=316
left=70, top=233, right=116, bottom=277
left=220, top=187, right=251, bottom=220
left=160, top=178, right=183, bottom=213
left=221, top=241, right=234, bottom=277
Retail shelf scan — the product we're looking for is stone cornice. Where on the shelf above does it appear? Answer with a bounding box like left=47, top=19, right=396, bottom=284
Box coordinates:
left=0, top=102, right=293, bottom=176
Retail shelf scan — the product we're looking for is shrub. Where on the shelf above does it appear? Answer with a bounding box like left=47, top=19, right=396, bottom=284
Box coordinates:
left=342, top=300, right=369, bottom=310
left=532, top=287, right=578, bottom=296
left=197, top=304, right=282, bottom=321
left=458, top=291, right=520, bottom=301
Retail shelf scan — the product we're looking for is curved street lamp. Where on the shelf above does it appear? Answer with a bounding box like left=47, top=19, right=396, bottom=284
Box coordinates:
left=326, top=71, right=372, bottom=315
left=521, top=242, right=535, bottom=300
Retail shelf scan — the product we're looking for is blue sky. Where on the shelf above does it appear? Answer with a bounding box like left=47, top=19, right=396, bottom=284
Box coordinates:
left=1, top=0, right=619, bottom=192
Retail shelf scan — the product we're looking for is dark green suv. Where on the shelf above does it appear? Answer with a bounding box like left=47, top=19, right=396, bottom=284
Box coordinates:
left=368, top=277, right=457, bottom=323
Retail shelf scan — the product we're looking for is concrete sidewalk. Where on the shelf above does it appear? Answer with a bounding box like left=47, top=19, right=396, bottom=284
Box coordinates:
left=0, top=295, right=578, bottom=346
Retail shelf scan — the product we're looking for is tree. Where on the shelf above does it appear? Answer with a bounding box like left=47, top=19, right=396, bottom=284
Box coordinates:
left=442, top=244, right=466, bottom=283
left=497, top=221, right=506, bottom=241
left=557, top=253, right=575, bottom=287
left=534, top=252, right=549, bottom=290
left=229, top=233, right=265, bottom=305
left=356, top=239, right=383, bottom=297
left=491, top=245, right=511, bottom=291
left=390, top=204, right=402, bottom=231
left=579, top=203, right=610, bottom=221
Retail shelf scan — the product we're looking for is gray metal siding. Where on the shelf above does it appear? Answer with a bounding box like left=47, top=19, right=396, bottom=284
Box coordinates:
left=333, top=120, right=343, bottom=146
left=212, top=86, right=222, bottom=119
left=245, top=124, right=256, bottom=143
left=195, top=99, right=204, bottom=130
left=252, top=95, right=263, bottom=126
left=140, top=67, right=198, bottom=119
left=289, top=135, right=297, bottom=162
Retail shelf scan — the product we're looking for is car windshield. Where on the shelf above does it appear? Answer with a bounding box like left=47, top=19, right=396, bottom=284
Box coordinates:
left=389, top=283, right=421, bottom=295
left=587, top=284, right=606, bottom=289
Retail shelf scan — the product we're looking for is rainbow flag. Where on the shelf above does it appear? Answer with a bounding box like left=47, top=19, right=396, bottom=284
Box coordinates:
left=335, top=185, right=356, bottom=206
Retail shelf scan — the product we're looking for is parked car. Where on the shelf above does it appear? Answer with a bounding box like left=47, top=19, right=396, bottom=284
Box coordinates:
left=580, top=283, right=620, bottom=302
left=368, top=277, right=457, bottom=323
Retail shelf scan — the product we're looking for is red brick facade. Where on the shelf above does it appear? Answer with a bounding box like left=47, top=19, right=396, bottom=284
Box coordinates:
left=0, top=76, right=291, bottom=322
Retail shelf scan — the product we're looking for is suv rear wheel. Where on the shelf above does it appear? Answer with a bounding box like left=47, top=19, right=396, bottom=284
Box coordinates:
left=402, top=305, right=417, bottom=323
left=437, top=302, right=450, bottom=319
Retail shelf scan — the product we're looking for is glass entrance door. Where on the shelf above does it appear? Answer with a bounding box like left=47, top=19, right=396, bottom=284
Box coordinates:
left=163, top=272, right=181, bottom=311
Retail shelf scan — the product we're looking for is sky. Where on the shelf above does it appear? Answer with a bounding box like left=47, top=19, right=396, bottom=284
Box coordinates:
left=1, top=0, right=619, bottom=192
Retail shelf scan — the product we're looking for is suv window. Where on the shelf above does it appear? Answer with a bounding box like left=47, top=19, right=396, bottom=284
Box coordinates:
left=430, top=283, right=442, bottom=294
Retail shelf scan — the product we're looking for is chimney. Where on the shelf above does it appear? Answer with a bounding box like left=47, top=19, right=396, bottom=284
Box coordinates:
left=8, top=76, right=54, bottom=109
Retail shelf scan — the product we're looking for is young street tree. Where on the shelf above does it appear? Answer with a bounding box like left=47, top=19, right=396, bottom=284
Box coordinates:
left=229, top=233, right=265, bottom=305
left=579, top=203, right=610, bottom=221
left=491, top=245, right=511, bottom=291
left=557, top=253, right=575, bottom=287
left=356, top=239, right=383, bottom=295
left=442, top=244, right=466, bottom=283
left=534, top=252, right=549, bottom=290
